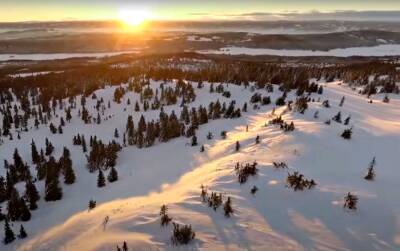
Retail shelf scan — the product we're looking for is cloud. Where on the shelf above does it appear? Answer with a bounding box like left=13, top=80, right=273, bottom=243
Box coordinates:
left=206, top=10, right=400, bottom=21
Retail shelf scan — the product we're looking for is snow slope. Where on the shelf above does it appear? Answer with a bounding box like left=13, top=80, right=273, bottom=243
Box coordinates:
left=199, top=44, right=400, bottom=57
left=1, top=80, right=400, bottom=250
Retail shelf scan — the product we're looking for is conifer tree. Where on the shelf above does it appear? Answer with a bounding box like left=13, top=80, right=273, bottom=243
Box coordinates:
left=19, top=198, right=31, bottom=221
left=3, top=219, right=15, bottom=244
left=107, top=167, right=118, bottom=183
left=88, top=199, right=96, bottom=210
left=64, top=164, right=76, bottom=185
left=235, top=141, right=240, bottom=151
left=31, top=139, right=39, bottom=164
left=0, top=177, right=6, bottom=203
left=45, top=138, right=54, bottom=156
left=250, top=185, right=258, bottom=195
left=44, top=161, right=63, bottom=201
left=344, top=116, right=351, bottom=125
left=223, top=197, right=233, bottom=217
left=123, top=241, right=128, bottom=251
left=364, top=157, right=376, bottom=181
left=332, top=111, right=342, bottom=123
left=82, top=136, right=87, bottom=153
left=18, top=225, right=27, bottom=239
left=191, top=135, right=198, bottom=146
left=7, top=187, right=21, bottom=221
left=25, top=179, right=40, bottom=210
left=341, top=127, right=353, bottom=140
left=339, top=96, right=345, bottom=107
left=160, top=204, right=172, bottom=226
left=97, top=170, right=106, bottom=187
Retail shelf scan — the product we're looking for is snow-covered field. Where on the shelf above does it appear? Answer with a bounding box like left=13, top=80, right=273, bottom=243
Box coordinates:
left=0, top=51, right=139, bottom=61
left=199, top=44, right=400, bottom=57
left=1, top=79, right=400, bottom=250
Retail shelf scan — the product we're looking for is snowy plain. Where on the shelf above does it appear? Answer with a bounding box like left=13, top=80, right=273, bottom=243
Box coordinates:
left=0, top=51, right=139, bottom=62
left=0, top=79, right=399, bottom=250
left=199, top=44, right=400, bottom=57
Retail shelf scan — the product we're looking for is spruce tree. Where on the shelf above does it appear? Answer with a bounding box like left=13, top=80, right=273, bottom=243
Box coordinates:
left=82, top=136, right=87, bottom=153
left=7, top=187, right=21, bottom=221
left=3, top=219, right=15, bottom=244
left=64, top=164, right=76, bottom=185
left=44, top=162, right=63, bottom=201
left=25, top=179, right=40, bottom=210
left=160, top=204, right=172, bottom=226
left=107, top=167, right=118, bottom=183
left=19, top=198, right=31, bottom=221
left=235, top=141, right=240, bottom=151
left=88, top=199, right=96, bottom=210
left=0, top=176, right=6, bottom=203
left=18, top=225, right=27, bottom=239
left=223, top=197, right=233, bottom=217
left=31, top=139, right=39, bottom=164
left=339, top=96, right=345, bottom=107
left=97, top=170, right=106, bottom=187
left=123, top=241, right=128, bottom=251
left=191, top=135, right=198, bottom=146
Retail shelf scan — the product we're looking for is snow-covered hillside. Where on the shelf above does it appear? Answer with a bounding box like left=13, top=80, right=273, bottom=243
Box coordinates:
left=1, top=79, right=399, bottom=250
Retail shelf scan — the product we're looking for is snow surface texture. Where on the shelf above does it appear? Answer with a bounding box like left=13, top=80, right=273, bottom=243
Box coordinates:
left=199, top=44, right=400, bottom=57
left=1, top=80, right=400, bottom=250
left=0, top=51, right=139, bottom=61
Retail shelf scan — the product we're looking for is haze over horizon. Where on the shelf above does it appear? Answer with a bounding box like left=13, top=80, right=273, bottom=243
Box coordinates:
left=1, top=0, right=400, bottom=22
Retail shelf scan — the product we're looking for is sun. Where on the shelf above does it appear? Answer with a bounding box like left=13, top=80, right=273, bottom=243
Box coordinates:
left=118, top=9, right=151, bottom=29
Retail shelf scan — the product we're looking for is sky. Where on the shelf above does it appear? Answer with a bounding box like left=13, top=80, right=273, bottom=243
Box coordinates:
left=1, top=0, right=400, bottom=22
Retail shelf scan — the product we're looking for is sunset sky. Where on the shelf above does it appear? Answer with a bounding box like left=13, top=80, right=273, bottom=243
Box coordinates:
left=1, top=0, right=400, bottom=22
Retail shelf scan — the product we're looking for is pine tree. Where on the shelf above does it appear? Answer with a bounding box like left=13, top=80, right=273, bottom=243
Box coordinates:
left=344, top=116, right=351, bottom=125
left=191, top=135, right=198, bottom=146
left=19, top=198, right=31, bottom=221
left=44, top=162, right=63, bottom=201
left=0, top=177, right=6, bottom=203
left=107, top=167, right=118, bottom=183
left=122, top=241, right=128, bottom=251
left=31, top=139, right=39, bottom=164
left=7, top=187, right=21, bottom=221
left=82, top=136, right=87, bottom=153
left=332, top=111, right=342, bottom=123
left=25, top=179, right=40, bottom=210
left=235, top=141, right=240, bottom=151
left=45, top=138, right=54, bottom=156
left=364, top=157, right=376, bottom=181
left=344, top=192, right=358, bottom=210
left=250, top=185, right=258, bottom=195
left=341, top=127, right=353, bottom=140
left=64, top=164, right=76, bottom=185
left=88, top=199, right=96, bottom=210
left=223, top=197, right=233, bottom=217
left=18, top=225, right=27, bottom=239
left=97, top=170, right=106, bottom=187
left=339, top=96, right=345, bottom=107
left=3, top=219, right=15, bottom=244
left=160, top=204, right=172, bottom=226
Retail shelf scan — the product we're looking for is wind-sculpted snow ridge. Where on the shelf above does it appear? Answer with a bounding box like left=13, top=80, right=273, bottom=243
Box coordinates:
left=10, top=81, right=398, bottom=251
